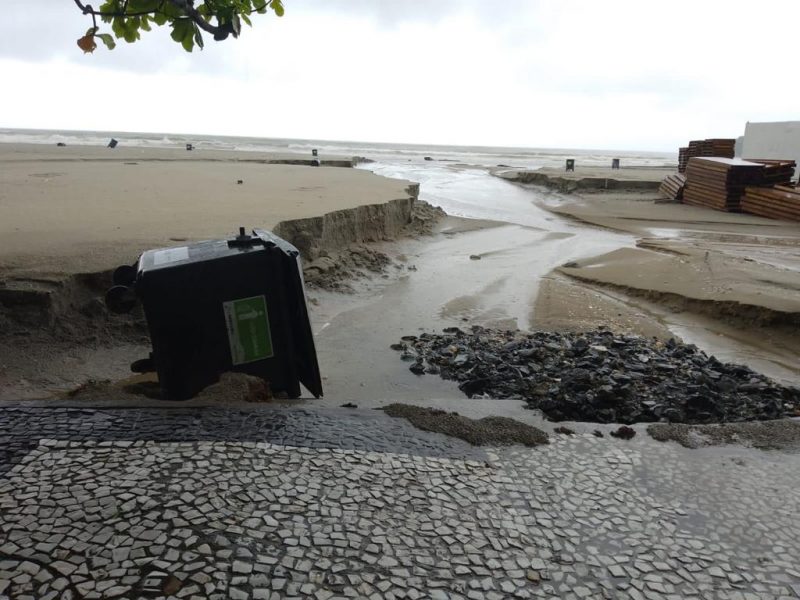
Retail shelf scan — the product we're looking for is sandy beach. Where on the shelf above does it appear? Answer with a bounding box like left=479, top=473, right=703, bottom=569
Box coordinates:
left=0, top=143, right=412, bottom=276
left=0, top=142, right=422, bottom=399
left=2, top=140, right=799, bottom=403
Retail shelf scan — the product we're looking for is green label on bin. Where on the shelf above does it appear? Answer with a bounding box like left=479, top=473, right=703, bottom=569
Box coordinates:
left=223, top=295, right=273, bottom=365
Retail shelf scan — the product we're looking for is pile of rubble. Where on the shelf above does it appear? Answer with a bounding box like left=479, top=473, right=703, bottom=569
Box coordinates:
left=393, top=327, right=799, bottom=424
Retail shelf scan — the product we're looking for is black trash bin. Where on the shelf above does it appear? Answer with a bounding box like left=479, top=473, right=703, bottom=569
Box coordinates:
left=106, top=228, right=323, bottom=400
left=566, top=159, right=575, bottom=171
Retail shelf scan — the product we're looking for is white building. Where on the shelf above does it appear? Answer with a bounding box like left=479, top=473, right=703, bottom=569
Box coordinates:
left=739, top=121, right=800, bottom=179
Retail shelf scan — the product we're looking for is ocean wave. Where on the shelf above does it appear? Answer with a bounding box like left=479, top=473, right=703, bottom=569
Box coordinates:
left=0, top=128, right=676, bottom=168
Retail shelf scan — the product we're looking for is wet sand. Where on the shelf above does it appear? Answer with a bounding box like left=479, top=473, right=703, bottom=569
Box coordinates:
left=3, top=144, right=800, bottom=412
left=521, top=183, right=800, bottom=385
left=533, top=189, right=800, bottom=318
left=496, top=164, right=675, bottom=182
left=0, top=143, right=412, bottom=277
left=494, top=165, right=672, bottom=193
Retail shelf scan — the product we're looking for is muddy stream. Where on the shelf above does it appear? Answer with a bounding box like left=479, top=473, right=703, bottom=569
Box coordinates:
left=311, top=162, right=799, bottom=405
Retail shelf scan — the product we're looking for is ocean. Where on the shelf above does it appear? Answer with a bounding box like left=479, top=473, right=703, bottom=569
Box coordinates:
left=0, top=127, right=676, bottom=171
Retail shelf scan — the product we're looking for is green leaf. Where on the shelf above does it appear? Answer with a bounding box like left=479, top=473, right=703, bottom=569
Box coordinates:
left=139, top=16, right=152, bottom=32
left=123, top=18, right=140, bottom=43
left=231, top=13, right=241, bottom=36
left=112, top=16, right=126, bottom=38
left=161, top=2, right=185, bottom=18
left=128, top=0, right=161, bottom=11
left=170, top=19, right=192, bottom=43
left=170, top=20, right=195, bottom=51
left=193, top=26, right=204, bottom=49
left=96, top=33, right=117, bottom=50
left=270, top=0, right=284, bottom=17
left=152, top=12, right=168, bottom=26
left=99, top=0, right=121, bottom=13
left=99, top=0, right=120, bottom=22
left=241, top=12, right=252, bottom=26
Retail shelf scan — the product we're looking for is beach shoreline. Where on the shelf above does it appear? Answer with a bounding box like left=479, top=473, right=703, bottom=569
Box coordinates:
left=2, top=139, right=799, bottom=406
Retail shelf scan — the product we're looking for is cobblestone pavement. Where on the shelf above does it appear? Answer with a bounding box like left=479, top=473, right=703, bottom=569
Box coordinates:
left=1, top=406, right=800, bottom=600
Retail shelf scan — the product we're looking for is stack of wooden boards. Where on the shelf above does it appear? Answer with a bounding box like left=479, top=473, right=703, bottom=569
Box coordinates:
left=658, top=173, right=686, bottom=200
left=741, top=185, right=800, bottom=221
left=682, top=157, right=799, bottom=221
left=747, top=159, right=796, bottom=185
left=678, top=138, right=736, bottom=173
left=702, top=139, right=736, bottom=157
left=678, top=147, right=690, bottom=173
left=683, top=157, right=766, bottom=211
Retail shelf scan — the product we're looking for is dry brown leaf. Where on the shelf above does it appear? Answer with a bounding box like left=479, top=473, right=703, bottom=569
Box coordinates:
left=77, top=34, right=97, bottom=53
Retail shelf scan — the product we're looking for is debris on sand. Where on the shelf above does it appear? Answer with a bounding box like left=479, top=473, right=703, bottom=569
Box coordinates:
left=64, top=372, right=272, bottom=404
left=197, top=373, right=272, bottom=403
left=66, top=379, right=113, bottom=398
left=303, top=245, right=392, bottom=291
left=381, top=403, right=548, bottom=447
left=393, top=326, right=800, bottom=425
left=610, top=425, right=636, bottom=440
left=648, top=419, right=800, bottom=450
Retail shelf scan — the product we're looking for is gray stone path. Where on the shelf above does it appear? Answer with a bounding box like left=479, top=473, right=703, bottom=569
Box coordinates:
left=1, top=406, right=800, bottom=600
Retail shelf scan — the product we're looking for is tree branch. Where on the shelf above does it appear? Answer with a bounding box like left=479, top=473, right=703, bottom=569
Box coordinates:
left=73, top=0, right=167, bottom=18
left=168, top=0, right=229, bottom=38
left=73, top=0, right=98, bottom=29
left=72, top=0, right=264, bottom=43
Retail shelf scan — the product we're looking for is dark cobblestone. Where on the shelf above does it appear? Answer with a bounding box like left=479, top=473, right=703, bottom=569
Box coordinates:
left=0, top=405, right=486, bottom=477
left=1, top=405, right=800, bottom=599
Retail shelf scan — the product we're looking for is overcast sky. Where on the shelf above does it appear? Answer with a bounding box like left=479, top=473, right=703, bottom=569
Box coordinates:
left=1, top=0, right=798, bottom=150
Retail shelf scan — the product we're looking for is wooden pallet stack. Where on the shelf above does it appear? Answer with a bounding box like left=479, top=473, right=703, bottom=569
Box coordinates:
left=677, top=138, right=736, bottom=173
left=679, top=140, right=704, bottom=174
left=701, top=138, right=736, bottom=157
left=745, top=159, right=796, bottom=185
left=659, top=173, right=687, bottom=200
left=678, top=147, right=689, bottom=173
left=683, top=157, right=765, bottom=211
left=741, top=185, right=800, bottom=221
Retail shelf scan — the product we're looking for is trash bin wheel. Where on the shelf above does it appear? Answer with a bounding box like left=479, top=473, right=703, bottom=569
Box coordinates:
left=112, top=264, right=137, bottom=286
left=105, top=285, right=137, bottom=314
